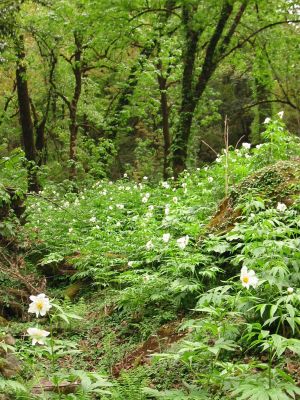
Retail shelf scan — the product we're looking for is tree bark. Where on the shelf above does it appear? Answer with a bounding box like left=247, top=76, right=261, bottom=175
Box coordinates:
left=69, top=31, right=83, bottom=179
left=157, top=65, right=171, bottom=179
left=15, top=35, right=39, bottom=192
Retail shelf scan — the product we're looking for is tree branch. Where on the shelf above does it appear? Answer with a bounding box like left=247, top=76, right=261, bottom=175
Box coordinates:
left=220, top=19, right=300, bottom=61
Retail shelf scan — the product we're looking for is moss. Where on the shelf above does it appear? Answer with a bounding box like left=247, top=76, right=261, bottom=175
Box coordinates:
left=209, top=160, right=300, bottom=232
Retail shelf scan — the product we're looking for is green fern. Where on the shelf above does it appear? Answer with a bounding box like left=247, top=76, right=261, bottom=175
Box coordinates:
left=105, top=369, right=148, bottom=400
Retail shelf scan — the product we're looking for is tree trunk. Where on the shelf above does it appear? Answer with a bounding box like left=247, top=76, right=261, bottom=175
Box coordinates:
left=157, top=63, right=171, bottom=180
left=172, top=2, right=200, bottom=178
left=69, top=31, right=82, bottom=180
left=15, top=35, right=39, bottom=192
left=172, top=1, right=248, bottom=178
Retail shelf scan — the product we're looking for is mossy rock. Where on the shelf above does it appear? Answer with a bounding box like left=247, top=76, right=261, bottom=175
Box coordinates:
left=0, top=316, right=8, bottom=326
left=209, top=159, right=300, bottom=232
left=64, top=282, right=83, bottom=300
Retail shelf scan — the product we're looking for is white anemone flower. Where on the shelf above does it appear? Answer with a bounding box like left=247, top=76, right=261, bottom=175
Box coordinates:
left=27, top=328, right=50, bottom=345
left=165, top=205, right=170, bottom=215
left=264, top=117, right=271, bottom=124
left=163, top=233, right=171, bottom=243
left=287, top=287, right=294, bottom=294
left=278, top=111, right=284, bottom=119
left=146, top=240, right=154, bottom=250
left=276, top=202, right=287, bottom=212
left=162, top=181, right=170, bottom=189
left=173, top=197, right=178, bottom=204
left=142, top=196, right=148, bottom=203
left=242, top=142, right=251, bottom=149
left=128, top=261, right=134, bottom=267
left=89, top=216, right=97, bottom=223
left=28, top=294, right=52, bottom=317
left=208, top=177, right=213, bottom=183
left=240, top=266, right=258, bottom=289
left=177, top=235, right=189, bottom=250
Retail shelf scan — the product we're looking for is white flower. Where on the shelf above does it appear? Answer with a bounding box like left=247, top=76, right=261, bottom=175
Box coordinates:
left=116, top=204, right=124, bottom=209
left=173, top=197, right=178, bottom=204
left=182, top=182, right=187, bottom=188
left=68, top=228, right=73, bottom=234
left=109, top=205, right=113, bottom=210
left=278, top=111, right=284, bottom=119
left=256, top=144, right=263, bottom=149
left=148, top=205, right=154, bottom=211
left=128, top=261, right=134, bottom=267
left=143, top=176, right=148, bottom=180
left=116, top=221, right=121, bottom=227
left=242, top=142, right=251, bottom=149
left=165, top=205, right=170, bottom=215
left=276, top=202, right=287, bottom=212
left=89, top=216, right=97, bottom=223
left=215, top=157, right=222, bottom=163
left=264, top=117, right=271, bottom=124
left=196, top=168, right=200, bottom=171
left=109, top=181, right=113, bottom=185
left=146, top=240, right=154, bottom=250
left=162, top=233, right=171, bottom=243
left=27, top=328, right=50, bottom=345
left=162, top=181, right=170, bottom=189
left=287, top=287, right=294, bottom=294
left=177, top=235, right=189, bottom=250
left=240, top=266, right=258, bottom=289
left=123, top=173, right=128, bottom=178
left=142, top=196, right=148, bottom=203
left=28, top=294, right=52, bottom=317
left=208, top=177, right=213, bottom=183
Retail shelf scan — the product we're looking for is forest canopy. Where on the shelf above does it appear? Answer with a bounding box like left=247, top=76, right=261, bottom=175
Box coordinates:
left=0, top=0, right=299, bottom=187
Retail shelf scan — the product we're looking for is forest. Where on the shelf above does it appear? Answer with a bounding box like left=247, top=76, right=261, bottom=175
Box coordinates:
left=0, top=0, right=300, bottom=399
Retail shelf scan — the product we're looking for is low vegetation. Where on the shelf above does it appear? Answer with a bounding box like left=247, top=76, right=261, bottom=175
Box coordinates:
left=0, top=115, right=299, bottom=399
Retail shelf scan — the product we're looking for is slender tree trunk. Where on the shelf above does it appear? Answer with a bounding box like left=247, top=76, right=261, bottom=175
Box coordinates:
left=15, top=35, right=39, bottom=192
left=172, top=2, right=200, bottom=178
left=157, top=63, right=171, bottom=179
left=69, top=31, right=82, bottom=179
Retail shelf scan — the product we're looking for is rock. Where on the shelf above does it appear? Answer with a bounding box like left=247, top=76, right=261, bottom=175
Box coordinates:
left=64, top=282, right=83, bottom=300
left=208, top=160, right=300, bottom=233
left=0, top=316, right=8, bottom=326
left=0, top=334, right=22, bottom=378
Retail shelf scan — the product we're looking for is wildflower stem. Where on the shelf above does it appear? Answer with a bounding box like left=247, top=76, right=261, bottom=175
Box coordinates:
left=268, top=347, right=272, bottom=389
left=49, top=316, right=55, bottom=372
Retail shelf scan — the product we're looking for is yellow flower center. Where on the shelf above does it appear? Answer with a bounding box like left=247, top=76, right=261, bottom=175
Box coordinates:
left=36, top=301, right=44, bottom=311
left=242, top=276, right=249, bottom=283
